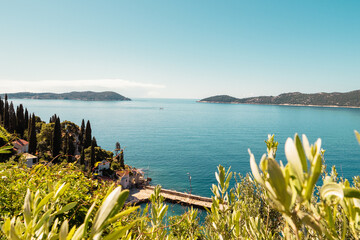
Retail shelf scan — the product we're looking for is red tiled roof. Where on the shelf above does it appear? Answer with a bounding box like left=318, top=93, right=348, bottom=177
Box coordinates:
left=12, top=139, right=29, bottom=147
left=116, top=170, right=129, bottom=178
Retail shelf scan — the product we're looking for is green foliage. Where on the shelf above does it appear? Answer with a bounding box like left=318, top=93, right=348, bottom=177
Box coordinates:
left=0, top=126, right=13, bottom=155
left=1, top=182, right=138, bottom=240
left=0, top=163, right=113, bottom=226
left=37, top=122, right=54, bottom=152
left=168, top=207, right=203, bottom=239
left=204, top=165, right=277, bottom=240
left=250, top=133, right=360, bottom=239
left=85, top=146, right=113, bottom=167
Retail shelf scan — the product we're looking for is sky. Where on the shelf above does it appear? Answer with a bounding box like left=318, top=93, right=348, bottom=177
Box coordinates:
left=0, top=0, right=359, bottom=99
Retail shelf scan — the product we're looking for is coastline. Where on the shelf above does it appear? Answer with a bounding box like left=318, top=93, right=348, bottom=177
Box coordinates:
left=197, top=101, right=360, bottom=109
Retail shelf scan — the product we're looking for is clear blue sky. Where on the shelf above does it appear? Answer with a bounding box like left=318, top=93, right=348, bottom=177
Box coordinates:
left=0, top=0, right=359, bottom=98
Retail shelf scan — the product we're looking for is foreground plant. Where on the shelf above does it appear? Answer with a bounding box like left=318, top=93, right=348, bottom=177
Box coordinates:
left=1, top=183, right=138, bottom=240
left=250, top=132, right=360, bottom=239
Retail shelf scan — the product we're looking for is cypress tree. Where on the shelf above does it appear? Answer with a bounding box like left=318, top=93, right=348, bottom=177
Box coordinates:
left=84, top=120, right=92, bottom=148
left=16, top=104, right=25, bottom=137
left=3, top=95, right=9, bottom=130
left=50, top=114, right=57, bottom=123
left=79, top=119, right=85, bottom=145
left=52, top=117, right=62, bottom=158
left=28, top=114, right=37, bottom=154
left=24, top=108, right=29, bottom=131
left=115, top=142, right=121, bottom=155
left=120, top=150, right=125, bottom=169
left=8, top=102, right=16, bottom=133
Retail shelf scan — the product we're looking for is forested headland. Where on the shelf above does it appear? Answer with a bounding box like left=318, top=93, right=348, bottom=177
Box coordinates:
left=199, top=90, right=360, bottom=107
left=1, top=91, right=131, bottom=101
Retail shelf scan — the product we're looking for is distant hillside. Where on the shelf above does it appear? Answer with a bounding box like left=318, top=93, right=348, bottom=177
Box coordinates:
left=199, top=90, right=360, bottom=107
left=2, top=91, right=131, bottom=101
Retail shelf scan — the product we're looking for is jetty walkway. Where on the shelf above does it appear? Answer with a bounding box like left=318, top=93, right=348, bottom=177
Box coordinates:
left=126, top=186, right=213, bottom=209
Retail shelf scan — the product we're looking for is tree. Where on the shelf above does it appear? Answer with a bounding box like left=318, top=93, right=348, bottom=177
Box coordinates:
left=8, top=102, right=16, bottom=133
left=120, top=150, right=125, bottom=169
left=115, top=142, right=121, bottom=156
left=49, top=114, right=57, bottom=123
left=28, top=114, right=37, bottom=154
left=16, top=104, right=25, bottom=137
left=63, top=133, right=75, bottom=162
left=52, top=117, right=62, bottom=158
left=84, top=120, right=92, bottom=148
left=79, top=119, right=85, bottom=145
left=24, top=108, right=29, bottom=131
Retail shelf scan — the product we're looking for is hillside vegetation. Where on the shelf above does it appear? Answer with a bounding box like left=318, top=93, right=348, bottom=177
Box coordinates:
left=2, top=91, right=131, bottom=101
left=199, top=90, right=360, bottom=107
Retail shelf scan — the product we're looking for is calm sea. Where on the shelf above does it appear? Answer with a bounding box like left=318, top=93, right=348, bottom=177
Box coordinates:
left=10, top=98, right=360, bottom=197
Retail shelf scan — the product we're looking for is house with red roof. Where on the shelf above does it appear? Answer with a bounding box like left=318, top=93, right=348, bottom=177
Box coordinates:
left=12, top=139, right=29, bottom=154
left=116, top=170, right=130, bottom=189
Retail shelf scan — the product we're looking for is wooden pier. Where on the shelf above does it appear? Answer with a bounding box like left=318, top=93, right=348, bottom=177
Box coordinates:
left=126, top=185, right=213, bottom=209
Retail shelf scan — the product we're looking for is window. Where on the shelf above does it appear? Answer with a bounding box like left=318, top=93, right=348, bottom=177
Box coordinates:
left=33, top=158, right=37, bottom=163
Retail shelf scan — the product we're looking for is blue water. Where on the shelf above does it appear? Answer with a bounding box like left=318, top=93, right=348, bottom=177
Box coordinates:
left=10, top=98, right=360, bottom=197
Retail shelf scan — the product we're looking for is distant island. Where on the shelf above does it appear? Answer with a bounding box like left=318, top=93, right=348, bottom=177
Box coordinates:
left=1, top=91, right=131, bottom=101
left=198, top=90, right=360, bottom=108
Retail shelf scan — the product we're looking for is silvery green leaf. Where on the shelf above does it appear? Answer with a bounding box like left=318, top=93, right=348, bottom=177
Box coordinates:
left=267, top=157, right=287, bottom=203
left=215, top=172, right=220, bottom=185
left=303, top=153, right=322, bottom=201
left=249, top=149, right=264, bottom=186
left=66, top=226, right=77, bottom=240
left=294, top=134, right=308, bottom=172
left=91, top=187, right=125, bottom=236
left=23, top=189, right=31, bottom=227
left=102, top=222, right=136, bottom=240
left=83, top=202, right=96, bottom=236
left=302, top=134, right=312, bottom=161
left=320, top=182, right=343, bottom=200
left=343, top=188, right=360, bottom=199
left=106, top=206, right=139, bottom=225
left=285, top=137, right=304, bottom=184
left=54, top=183, right=70, bottom=200
left=35, top=192, right=54, bottom=215
left=55, top=202, right=77, bottom=216
left=71, top=224, right=84, bottom=240
left=59, top=220, right=68, bottom=240
left=34, top=209, right=52, bottom=231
